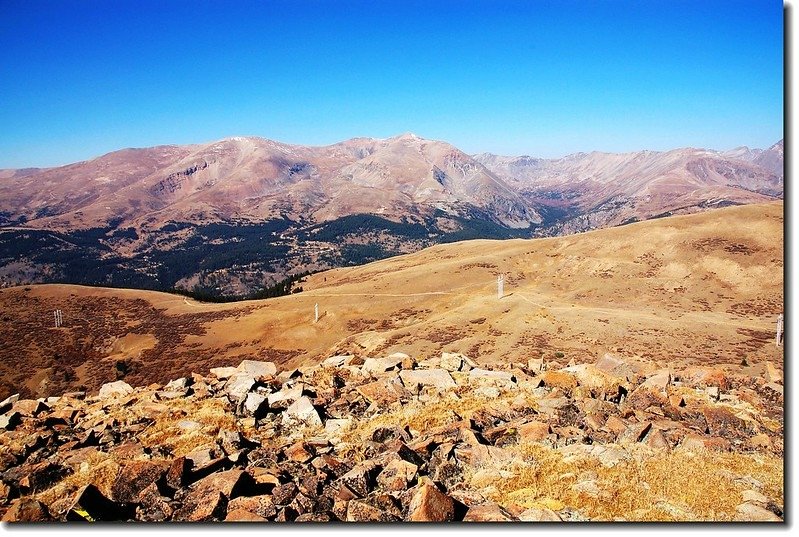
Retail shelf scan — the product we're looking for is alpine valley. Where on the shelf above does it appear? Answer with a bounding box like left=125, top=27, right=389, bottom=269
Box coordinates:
left=0, top=134, right=783, bottom=297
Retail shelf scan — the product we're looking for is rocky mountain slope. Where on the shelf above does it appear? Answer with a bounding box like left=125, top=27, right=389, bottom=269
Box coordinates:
left=474, top=141, right=782, bottom=235
left=0, top=135, right=782, bottom=296
left=0, top=349, right=784, bottom=522
left=0, top=202, right=783, bottom=403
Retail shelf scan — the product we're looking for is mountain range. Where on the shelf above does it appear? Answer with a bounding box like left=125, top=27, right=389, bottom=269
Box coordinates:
left=0, top=134, right=783, bottom=296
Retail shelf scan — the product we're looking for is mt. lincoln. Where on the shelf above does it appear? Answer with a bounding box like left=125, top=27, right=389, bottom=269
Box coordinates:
left=0, top=134, right=782, bottom=297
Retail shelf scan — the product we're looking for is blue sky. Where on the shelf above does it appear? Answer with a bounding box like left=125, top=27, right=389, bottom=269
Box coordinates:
left=0, top=0, right=784, bottom=168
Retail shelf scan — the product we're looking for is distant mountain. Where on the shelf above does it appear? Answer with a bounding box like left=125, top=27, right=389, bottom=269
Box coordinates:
left=0, top=135, right=783, bottom=296
left=0, top=133, right=539, bottom=231
left=753, top=139, right=784, bottom=176
left=474, top=141, right=782, bottom=234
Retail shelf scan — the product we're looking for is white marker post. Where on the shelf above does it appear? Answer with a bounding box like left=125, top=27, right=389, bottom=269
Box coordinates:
left=776, top=314, right=784, bottom=347
left=497, top=274, right=504, bottom=299
left=314, top=303, right=319, bottom=324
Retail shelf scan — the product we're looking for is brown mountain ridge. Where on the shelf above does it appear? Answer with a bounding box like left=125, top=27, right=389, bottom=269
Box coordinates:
left=0, top=134, right=783, bottom=297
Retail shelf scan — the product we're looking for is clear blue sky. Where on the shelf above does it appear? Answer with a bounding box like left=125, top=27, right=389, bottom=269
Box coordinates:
left=0, top=0, right=784, bottom=168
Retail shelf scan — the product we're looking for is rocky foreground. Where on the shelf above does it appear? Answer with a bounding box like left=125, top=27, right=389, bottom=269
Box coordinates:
left=0, top=350, right=784, bottom=522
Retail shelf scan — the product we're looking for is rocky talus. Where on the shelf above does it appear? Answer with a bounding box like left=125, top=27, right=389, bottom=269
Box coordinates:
left=0, top=351, right=784, bottom=522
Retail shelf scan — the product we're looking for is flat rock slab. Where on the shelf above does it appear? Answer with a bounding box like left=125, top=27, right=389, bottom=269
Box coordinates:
left=322, top=355, right=352, bottom=368
left=363, top=356, right=405, bottom=375
left=594, top=353, right=637, bottom=381
left=356, top=378, right=403, bottom=406
left=98, top=381, right=133, bottom=399
left=210, top=367, right=239, bottom=380
left=237, top=360, right=277, bottom=378
left=468, top=368, right=515, bottom=386
left=399, top=369, right=456, bottom=389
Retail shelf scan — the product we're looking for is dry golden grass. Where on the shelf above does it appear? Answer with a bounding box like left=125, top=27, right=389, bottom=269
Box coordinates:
left=1, top=201, right=784, bottom=399
left=480, top=441, right=783, bottom=521
left=35, top=450, right=119, bottom=509
left=336, top=385, right=539, bottom=465
left=136, top=397, right=237, bottom=457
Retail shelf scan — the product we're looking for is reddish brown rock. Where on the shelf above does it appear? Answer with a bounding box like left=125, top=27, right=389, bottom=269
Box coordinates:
left=603, top=415, right=628, bottom=437
left=227, top=495, right=277, bottom=520
left=295, top=512, right=331, bottom=522
left=225, top=508, right=269, bottom=522
left=682, top=367, right=728, bottom=390
left=517, top=420, right=551, bottom=441
left=356, top=378, right=402, bottom=406
left=338, top=461, right=380, bottom=497
left=346, top=496, right=401, bottom=521
left=618, top=421, right=652, bottom=444
left=407, top=483, right=456, bottom=521
left=463, top=502, right=516, bottom=521
left=680, top=434, right=732, bottom=452
left=110, top=460, right=169, bottom=503
left=172, top=469, right=251, bottom=521
left=285, top=441, right=314, bottom=463
left=645, top=429, right=671, bottom=451
left=377, top=459, right=417, bottom=491
left=2, top=498, right=52, bottom=522
left=11, top=399, right=48, bottom=417
left=135, top=482, right=173, bottom=522
left=271, top=482, right=299, bottom=505
left=18, top=460, right=72, bottom=493
left=0, top=481, right=10, bottom=504
left=701, top=405, right=749, bottom=439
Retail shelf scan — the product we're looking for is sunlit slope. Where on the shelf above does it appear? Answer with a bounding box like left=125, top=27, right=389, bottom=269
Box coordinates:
left=0, top=201, right=782, bottom=399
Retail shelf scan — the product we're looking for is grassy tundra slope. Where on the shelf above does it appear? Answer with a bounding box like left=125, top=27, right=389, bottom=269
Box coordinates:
left=0, top=201, right=783, bottom=400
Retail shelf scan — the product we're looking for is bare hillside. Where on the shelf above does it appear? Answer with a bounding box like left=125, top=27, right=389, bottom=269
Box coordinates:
left=0, top=202, right=783, bottom=400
